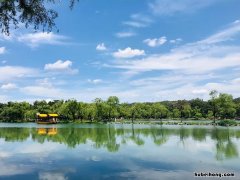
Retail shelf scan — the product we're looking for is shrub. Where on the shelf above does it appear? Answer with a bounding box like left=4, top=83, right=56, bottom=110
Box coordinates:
left=217, top=120, right=237, bottom=126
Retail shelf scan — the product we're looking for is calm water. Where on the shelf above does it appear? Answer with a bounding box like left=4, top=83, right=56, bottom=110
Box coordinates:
left=0, top=123, right=239, bottom=180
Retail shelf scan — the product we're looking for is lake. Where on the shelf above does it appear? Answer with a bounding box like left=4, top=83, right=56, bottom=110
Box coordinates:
left=0, top=123, right=239, bottom=180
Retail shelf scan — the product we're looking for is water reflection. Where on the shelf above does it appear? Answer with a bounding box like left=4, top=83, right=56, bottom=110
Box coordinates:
left=0, top=124, right=239, bottom=160
left=37, top=128, right=57, bottom=135
left=0, top=124, right=240, bottom=179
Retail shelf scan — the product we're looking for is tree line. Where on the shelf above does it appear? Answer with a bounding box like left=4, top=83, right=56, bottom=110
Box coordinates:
left=0, top=90, right=240, bottom=122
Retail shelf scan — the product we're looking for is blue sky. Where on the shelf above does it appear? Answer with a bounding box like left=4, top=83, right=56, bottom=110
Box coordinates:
left=0, top=0, right=240, bottom=103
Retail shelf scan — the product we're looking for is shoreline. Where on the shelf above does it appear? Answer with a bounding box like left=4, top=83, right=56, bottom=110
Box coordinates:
left=1, top=119, right=240, bottom=127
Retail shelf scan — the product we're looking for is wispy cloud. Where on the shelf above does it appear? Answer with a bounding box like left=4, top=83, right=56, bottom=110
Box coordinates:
left=0, top=66, right=36, bottom=82
left=1, top=83, right=17, bottom=90
left=111, top=20, right=240, bottom=74
left=87, top=79, right=103, bottom=84
left=112, top=46, right=240, bottom=74
left=21, top=86, right=64, bottom=98
left=39, top=172, right=68, bottom=180
left=44, top=60, right=78, bottom=74
left=102, top=20, right=240, bottom=100
left=198, top=20, right=240, bottom=44
left=122, top=21, right=147, bottom=28
left=0, top=47, right=6, bottom=54
left=170, top=38, right=182, bottom=44
left=115, top=32, right=136, bottom=38
left=149, top=0, right=219, bottom=16
left=123, top=14, right=153, bottom=28
left=0, top=33, right=13, bottom=41
left=36, top=78, right=54, bottom=88
left=113, top=47, right=145, bottom=58
left=143, top=36, right=167, bottom=47
left=96, top=43, right=107, bottom=51
left=17, top=32, right=69, bottom=48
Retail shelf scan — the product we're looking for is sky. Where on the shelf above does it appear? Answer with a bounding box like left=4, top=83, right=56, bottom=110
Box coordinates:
left=0, top=0, right=240, bottom=103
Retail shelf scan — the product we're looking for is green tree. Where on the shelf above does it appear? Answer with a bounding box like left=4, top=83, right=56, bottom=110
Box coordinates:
left=24, top=109, right=37, bottom=121
left=33, top=100, right=51, bottom=114
left=235, top=103, right=240, bottom=117
left=118, top=103, right=131, bottom=120
left=94, top=98, right=104, bottom=121
left=189, top=98, right=208, bottom=118
left=84, top=104, right=96, bottom=122
left=207, top=110, right=214, bottom=119
left=129, top=103, right=142, bottom=123
left=192, top=107, right=203, bottom=120
left=64, top=99, right=78, bottom=120
left=50, top=100, right=64, bottom=114
left=172, top=108, right=181, bottom=119
left=77, top=102, right=86, bottom=122
left=181, top=104, right=192, bottom=119
left=106, top=96, right=119, bottom=121
left=209, top=90, right=220, bottom=123
left=152, top=103, right=168, bottom=120
left=218, top=93, right=236, bottom=119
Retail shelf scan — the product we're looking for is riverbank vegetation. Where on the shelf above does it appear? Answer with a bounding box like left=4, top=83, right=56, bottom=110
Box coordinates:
left=0, top=91, right=240, bottom=124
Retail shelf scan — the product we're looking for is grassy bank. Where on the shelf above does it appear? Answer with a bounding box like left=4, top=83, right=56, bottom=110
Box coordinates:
left=111, top=119, right=240, bottom=127
left=1, top=119, right=240, bottom=127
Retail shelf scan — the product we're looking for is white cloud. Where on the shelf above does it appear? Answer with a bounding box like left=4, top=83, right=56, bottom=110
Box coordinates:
left=143, top=36, right=167, bottom=47
left=198, top=20, right=240, bottom=44
left=122, top=21, right=147, bottom=28
left=39, top=172, right=68, bottom=180
left=115, top=32, right=136, bottom=38
left=111, top=20, right=240, bottom=74
left=113, top=47, right=145, bottom=58
left=36, top=78, right=54, bottom=88
left=100, top=20, right=240, bottom=101
left=87, top=79, right=103, bottom=84
left=149, top=0, right=219, bottom=16
left=112, top=47, right=240, bottom=74
left=0, top=47, right=6, bottom=54
left=0, top=162, right=32, bottom=176
left=21, top=86, right=64, bottom=98
left=0, top=151, right=10, bottom=158
left=170, top=38, right=182, bottom=44
left=192, top=89, right=208, bottom=95
left=0, top=66, right=36, bottom=82
left=130, top=73, right=216, bottom=87
left=1, top=83, right=17, bottom=90
left=123, top=14, right=153, bottom=28
left=96, top=43, right=107, bottom=51
left=0, top=95, right=8, bottom=102
left=17, top=32, right=68, bottom=48
left=131, top=14, right=153, bottom=23
left=44, top=60, right=78, bottom=74
left=0, top=32, right=14, bottom=41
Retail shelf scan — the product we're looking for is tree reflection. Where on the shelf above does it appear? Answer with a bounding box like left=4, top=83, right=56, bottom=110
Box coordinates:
left=150, top=126, right=168, bottom=146
left=0, top=128, right=30, bottom=142
left=128, top=124, right=145, bottom=146
left=212, top=128, right=239, bottom=160
left=0, top=125, right=239, bottom=160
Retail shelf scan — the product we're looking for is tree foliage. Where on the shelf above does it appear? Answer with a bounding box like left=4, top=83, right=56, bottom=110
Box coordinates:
left=0, top=91, right=240, bottom=122
left=0, top=0, right=78, bottom=35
